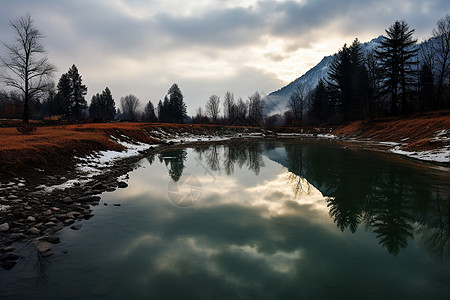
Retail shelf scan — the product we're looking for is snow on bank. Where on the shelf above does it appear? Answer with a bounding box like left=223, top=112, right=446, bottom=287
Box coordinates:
left=390, top=146, right=450, bottom=163
left=388, top=129, right=450, bottom=163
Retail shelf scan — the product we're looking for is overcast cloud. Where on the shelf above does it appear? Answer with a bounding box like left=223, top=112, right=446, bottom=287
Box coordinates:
left=0, top=0, right=448, bottom=115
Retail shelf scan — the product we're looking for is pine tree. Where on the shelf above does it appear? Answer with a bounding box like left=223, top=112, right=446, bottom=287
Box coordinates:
left=328, top=38, right=369, bottom=122
left=144, top=100, right=157, bottom=122
left=167, top=83, right=187, bottom=123
left=101, top=87, right=116, bottom=120
left=309, top=79, right=332, bottom=124
left=55, top=73, right=72, bottom=119
left=67, top=64, right=87, bottom=120
left=375, top=20, right=418, bottom=116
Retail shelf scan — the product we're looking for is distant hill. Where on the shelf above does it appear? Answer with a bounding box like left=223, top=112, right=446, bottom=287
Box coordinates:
left=263, top=36, right=385, bottom=114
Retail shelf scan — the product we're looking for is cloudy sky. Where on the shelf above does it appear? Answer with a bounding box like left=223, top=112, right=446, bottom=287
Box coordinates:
left=0, top=0, right=448, bottom=115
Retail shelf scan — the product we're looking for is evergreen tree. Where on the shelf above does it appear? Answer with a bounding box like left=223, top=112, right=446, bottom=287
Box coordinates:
left=89, top=93, right=101, bottom=120
left=101, top=87, right=116, bottom=120
left=309, top=79, right=332, bottom=124
left=55, top=73, right=72, bottom=119
left=89, top=88, right=115, bottom=121
left=144, top=100, right=157, bottom=122
left=67, top=64, right=88, bottom=120
left=328, top=38, right=369, bottom=122
left=375, top=20, right=418, bottom=116
left=167, top=83, right=187, bottom=123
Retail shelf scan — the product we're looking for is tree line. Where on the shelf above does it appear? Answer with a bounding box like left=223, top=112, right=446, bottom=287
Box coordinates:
left=1, top=14, right=448, bottom=127
left=293, top=16, right=450, bottom=125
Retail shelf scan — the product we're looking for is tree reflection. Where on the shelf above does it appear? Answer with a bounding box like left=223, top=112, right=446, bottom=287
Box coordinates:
left=158, top=149, right=187, bottom=182
left=145, top=140, right=449, bottom=257
left=416, top=187, right=450, bottom=260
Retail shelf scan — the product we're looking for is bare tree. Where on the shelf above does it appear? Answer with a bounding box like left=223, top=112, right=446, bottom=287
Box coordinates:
left=206, top=94, right=220, bottom=123
left=248, top=91, right=264, bottom=126
left=431, top=14, right=450, bottom=107
left=235, top=97, right=247, bottom=122
left=0, top=14, right=56, bottom=123
left=223, top=91, right=235, bottom=121
left=121, top=94, right=141, bottom=121
left=287, top=85, right=305, bottom=124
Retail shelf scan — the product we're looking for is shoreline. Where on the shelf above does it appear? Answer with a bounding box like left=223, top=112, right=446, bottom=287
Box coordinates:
left=1, top=121, right=449, bottom=270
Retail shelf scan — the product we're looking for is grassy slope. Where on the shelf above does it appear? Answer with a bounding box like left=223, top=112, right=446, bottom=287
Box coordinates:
left=332, top=111, right=450, bottom=151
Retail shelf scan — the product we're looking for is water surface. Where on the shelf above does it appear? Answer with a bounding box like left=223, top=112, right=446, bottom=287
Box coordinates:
left=1, top=139, right=449, bottom=299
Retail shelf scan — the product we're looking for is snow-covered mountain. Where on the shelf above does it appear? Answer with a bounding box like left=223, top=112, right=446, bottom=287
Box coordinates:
left=264, top=36, right=384, bottom=114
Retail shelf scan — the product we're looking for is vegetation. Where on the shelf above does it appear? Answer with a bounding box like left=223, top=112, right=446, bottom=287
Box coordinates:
left=0, top=14, right=449, bottom=128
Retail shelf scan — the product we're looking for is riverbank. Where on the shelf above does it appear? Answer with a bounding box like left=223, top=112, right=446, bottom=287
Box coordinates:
left=0, top=115, right=449, bottom=270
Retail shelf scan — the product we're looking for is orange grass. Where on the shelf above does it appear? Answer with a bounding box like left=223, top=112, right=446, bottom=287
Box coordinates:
left=333, top=112, right=450, bottom=151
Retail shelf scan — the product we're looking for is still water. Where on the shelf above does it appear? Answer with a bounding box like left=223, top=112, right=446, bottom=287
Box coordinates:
left=1, top=139, right=449, bottom=299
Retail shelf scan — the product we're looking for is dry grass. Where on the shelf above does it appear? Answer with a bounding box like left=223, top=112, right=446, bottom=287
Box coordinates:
left=333, top=111, right=450, bottom=151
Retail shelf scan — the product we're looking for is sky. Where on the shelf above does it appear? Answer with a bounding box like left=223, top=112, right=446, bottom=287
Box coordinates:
left=0, top=0, right=449, bottom=115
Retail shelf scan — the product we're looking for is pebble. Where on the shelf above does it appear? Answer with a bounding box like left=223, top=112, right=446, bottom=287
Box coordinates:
left=28, top=227, right=40, bottom=235
left=0, top=223, right=9, bottom=232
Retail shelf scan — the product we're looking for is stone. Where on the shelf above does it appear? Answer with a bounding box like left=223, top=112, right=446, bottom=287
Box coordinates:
left=44, top=236, right=60, bottom=244
left=0, top=223, right=9, bottom=232
left=61, top=197, right=73, bottom=204
left=70, top=224, right=82, bottom=231
left=34, top=241, right=52, bottom=252
left=113, top=204, right=121, bottom=207
left=117, top=181, right=128, bottom=188
left=28, top=227, right=40, bottom=235
left=7, top=252, right=20, bottom=260
left=64, top=219, right=74, bottom=225
left=2, top=260, right=16, bottom=271
left=2, top=246, right=16, bottom=252
left=7, top=195, right=18, bottom=200
left=66, top=211, right=80, bottom=219
left=27, top=216, right=36, bottom=222
left=77, top=195, right=101, bottom=203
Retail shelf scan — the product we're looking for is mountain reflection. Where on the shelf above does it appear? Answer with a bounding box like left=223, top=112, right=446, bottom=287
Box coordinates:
left=147, top=140, right=449, bottom=258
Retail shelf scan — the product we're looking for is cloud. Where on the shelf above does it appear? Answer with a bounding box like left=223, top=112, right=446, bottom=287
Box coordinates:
left=1, top=0, right=449, bottom=115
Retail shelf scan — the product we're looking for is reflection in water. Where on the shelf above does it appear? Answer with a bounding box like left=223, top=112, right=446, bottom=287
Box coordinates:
left=150, top=141, right=450, bottom=258
left=265, top=141, right=450, bottom=257
left=2, top=140, right=450, bottom=299
left=158, top=149, right=187, bottom=182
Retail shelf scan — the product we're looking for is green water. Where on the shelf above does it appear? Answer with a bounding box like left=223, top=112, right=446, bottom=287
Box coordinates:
left=1, top=139, right=449, bottom=299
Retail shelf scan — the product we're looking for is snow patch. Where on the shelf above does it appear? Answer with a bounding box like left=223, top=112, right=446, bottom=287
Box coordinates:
left=390, top=146, right=450, bottom=163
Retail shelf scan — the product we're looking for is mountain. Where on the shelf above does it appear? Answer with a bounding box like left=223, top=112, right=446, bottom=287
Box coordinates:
left=264, top=36, right=384, bottom=114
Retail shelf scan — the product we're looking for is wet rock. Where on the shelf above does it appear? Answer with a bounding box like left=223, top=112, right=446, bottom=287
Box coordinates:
left=43, top=236, right=60, bottom=244
left=66, top=211, right=80, bottom=219
left=64, top=219, right=74, bottom=225
left=2, top=246, right=16, bottom=252
left=27, top=216, right=36, bottom=222
left=2, top=260, right=16, bottom=271
left=34, top=241, right=52, bottom=252
left=70, top=224, right=82, bottom=230
left=117, top=181, right=128, bottom=188
left=0, top=223, right=9, bottom=232
left=61, top=196, right=73, bottom=204
left=28, top=227, right=40, bottom=235
left=77, top=195, right=101, bottom=203
left=1, top=252, right=20, bottom=260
